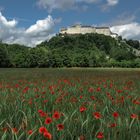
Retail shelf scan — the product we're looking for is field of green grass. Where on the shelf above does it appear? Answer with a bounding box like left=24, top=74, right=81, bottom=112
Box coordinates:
left=0, top=68, right=140, bottom=140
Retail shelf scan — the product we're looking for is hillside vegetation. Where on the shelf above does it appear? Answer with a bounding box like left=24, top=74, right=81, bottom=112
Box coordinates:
left=0, top=33, right=140, bottom=68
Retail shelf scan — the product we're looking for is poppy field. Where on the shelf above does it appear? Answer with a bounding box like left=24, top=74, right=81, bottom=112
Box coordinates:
left=0, top=68, right=140, bottom=140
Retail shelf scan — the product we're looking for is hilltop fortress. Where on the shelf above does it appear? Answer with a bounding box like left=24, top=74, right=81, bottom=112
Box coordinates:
left=60, top=24, right=118, bottom=38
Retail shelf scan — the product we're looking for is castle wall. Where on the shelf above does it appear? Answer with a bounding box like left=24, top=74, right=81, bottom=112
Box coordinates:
left=60, top=25, right=117, bottom=37
left=60, top=26, right=96, bottom=34
left=95, top=28, right=111, bottom=36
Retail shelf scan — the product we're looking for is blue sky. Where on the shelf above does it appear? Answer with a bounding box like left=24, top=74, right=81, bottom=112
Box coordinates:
left=0, top=0, right=140, bottom=47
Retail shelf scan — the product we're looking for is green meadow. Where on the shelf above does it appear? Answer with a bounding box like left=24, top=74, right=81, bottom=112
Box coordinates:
left=0, top=68, right=140, bottom=140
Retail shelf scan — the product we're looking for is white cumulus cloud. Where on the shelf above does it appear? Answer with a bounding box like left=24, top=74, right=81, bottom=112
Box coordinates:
left=0, top=12, right=56, bottom=47
left=37, top=0, right=75, bottom=12
left=101, top=0, right=119, bottom=11
left=26, top=16, right=54, bottom=35
left=111, top=22, right=140, bottom=41
left=107, top=0, right=119, bottom=6
left=0, top=12, right=17, bottom=27
left=37, top=0, right=100, bottom=12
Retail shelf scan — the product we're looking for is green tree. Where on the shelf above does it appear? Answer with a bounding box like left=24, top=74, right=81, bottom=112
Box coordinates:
left=0, top=45, right=11, bottom=67
left=28, top=47, right=50, bottom=67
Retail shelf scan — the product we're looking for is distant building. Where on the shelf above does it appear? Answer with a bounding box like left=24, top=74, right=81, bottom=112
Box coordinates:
left=60, top=24, right=118, bottom=38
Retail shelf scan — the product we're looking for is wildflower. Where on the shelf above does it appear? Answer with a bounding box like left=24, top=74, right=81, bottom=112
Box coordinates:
left=79, top=135, right=85, bottom=140
left=45, top=117, right=52, bottom=124
left=42, top=91, right=46, bottom=94
left=12, top=128, right=18, bottom=134
left=39, top=126, right=47, bottom=134
left=51, top=91, right=55, bottom=94
left=131, top=114, right=138, bottom=119
left=110, top=83, right=113, bottom=88
left=38, top=110, right=47, bottom=117
left=80, top=106, right=87, bottom=112
left=57, top=124, right=64, bottom=131
left=15, top=84, right=19, bottom=88
left=44, top=132, right=52, bottom=139
left=93, top=112, right=102, bottom=119
left=132, top=100, right=140, bottom=105
left=43, top=100, right=48, bottom=103
left=3, top=128, right=8, bottom=132
left=97, top=132, right=104, bottom=139
left=109, top=123, right=117, bottom=128
left=79, top=88, right=83, bottom=92
left=53, top=111, right=61, bottom=120
left=112, top=112, right=119, bottom=118
left=117, top=90, right=123, bottom=93
left=35, top=94, right=40, bottom=98
left=90, top=96, right=96, bottom=100
left=41, top=112, right=47, bottom=117
left=28, top=130, right=33, bottom=135
left=28, top=100, right=32, bottom=105
left=49, top=85, right=54, bottom=91
left=22, top=86, right=29, bottom=93
left=80, top=95, right=83, bottom=99
left=38, top=109, right=43, bottom=113
left=88, top=87, right=94, bottom=93
left=96, top=87, right=101, bottom=92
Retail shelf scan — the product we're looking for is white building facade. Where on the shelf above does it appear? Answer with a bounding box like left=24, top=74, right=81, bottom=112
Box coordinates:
left=60, top=24, right=118, bottom=38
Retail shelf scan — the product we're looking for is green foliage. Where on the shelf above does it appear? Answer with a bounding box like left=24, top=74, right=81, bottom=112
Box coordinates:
left=126, top=39, right=140, bottom=50
left=28, top=47, right=50, bottom=67
left=0, top=33, right=139, bottom=67
left=0, top=43, right=11, bottom=67
left=110, top=46, right=135, bottom=62
left=6, top=44, right=29, bottom=67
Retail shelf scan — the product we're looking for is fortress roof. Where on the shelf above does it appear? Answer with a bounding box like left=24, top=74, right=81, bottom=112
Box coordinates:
left=95, top=27, right=109, bottom=29
left=69, top=24, right=109, bottom=29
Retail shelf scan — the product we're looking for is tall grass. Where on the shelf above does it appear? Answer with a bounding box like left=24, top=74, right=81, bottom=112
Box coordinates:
left=0, top=68, right=140, bottom=140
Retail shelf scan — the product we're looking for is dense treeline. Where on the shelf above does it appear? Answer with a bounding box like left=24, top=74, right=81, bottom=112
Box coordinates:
left=0, top=33, right=140, bottom=68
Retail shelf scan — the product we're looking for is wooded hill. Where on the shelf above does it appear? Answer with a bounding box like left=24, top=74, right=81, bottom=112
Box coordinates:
left=0, top=33, right=140, bottom=68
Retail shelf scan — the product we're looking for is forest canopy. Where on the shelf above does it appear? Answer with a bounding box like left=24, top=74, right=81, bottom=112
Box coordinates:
left=0, top=33, right=140, bottom=68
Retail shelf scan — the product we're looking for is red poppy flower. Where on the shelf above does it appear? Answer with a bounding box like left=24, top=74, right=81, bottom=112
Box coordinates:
left=42, top=91, right=46, bottom=94
left=97, top=132, right=104, bottom=139
left=38, top=110, right=47, bottom=117
left=117, top=90, right=123, bottom=93
left=12, top=128, right=18, bottom=134
left=41, top=112, right=47, bottom=117
left=80, top=106, right=87, bottom=112
left=35, top=94, right=40, bottom=98
left=51, top=91, right=55, bottom=94
left=109, top=123, right=117, bottom=128
left=131, top=114, right=138, bottom=119
left=39, top=126, right=48, bottom=134
left=22, top=86, right=29, bottom=93
left=28, top=130, right=33, bottom=135
left=80, top=95, right=83, bottom=99
left=57, top=124, right=64, bottom=131
left=88, top=87, right=94, bottom=93
left=90, top=96, right=96, bottom=100
left=45, top=117, right=52, bottom=124
left=133, top=100, right=140, bottom=105
left=112, top=112, right=119, bottom=118
left=3, top=128, right=8, bottom=132
left=53, top=111, right=61, bottom=120
left=96, top=87, right=101, bottom=92
left=43, top=100, right=48, bottom=103
left=49, top=85, right=54, bottom=91
left=15, top=84, right=19, bottom=88
left=93, top=112, right=102, bottom=119
left=44, top=132, right=52, bottom=139
left=79, top=135, right=85, bottom=140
